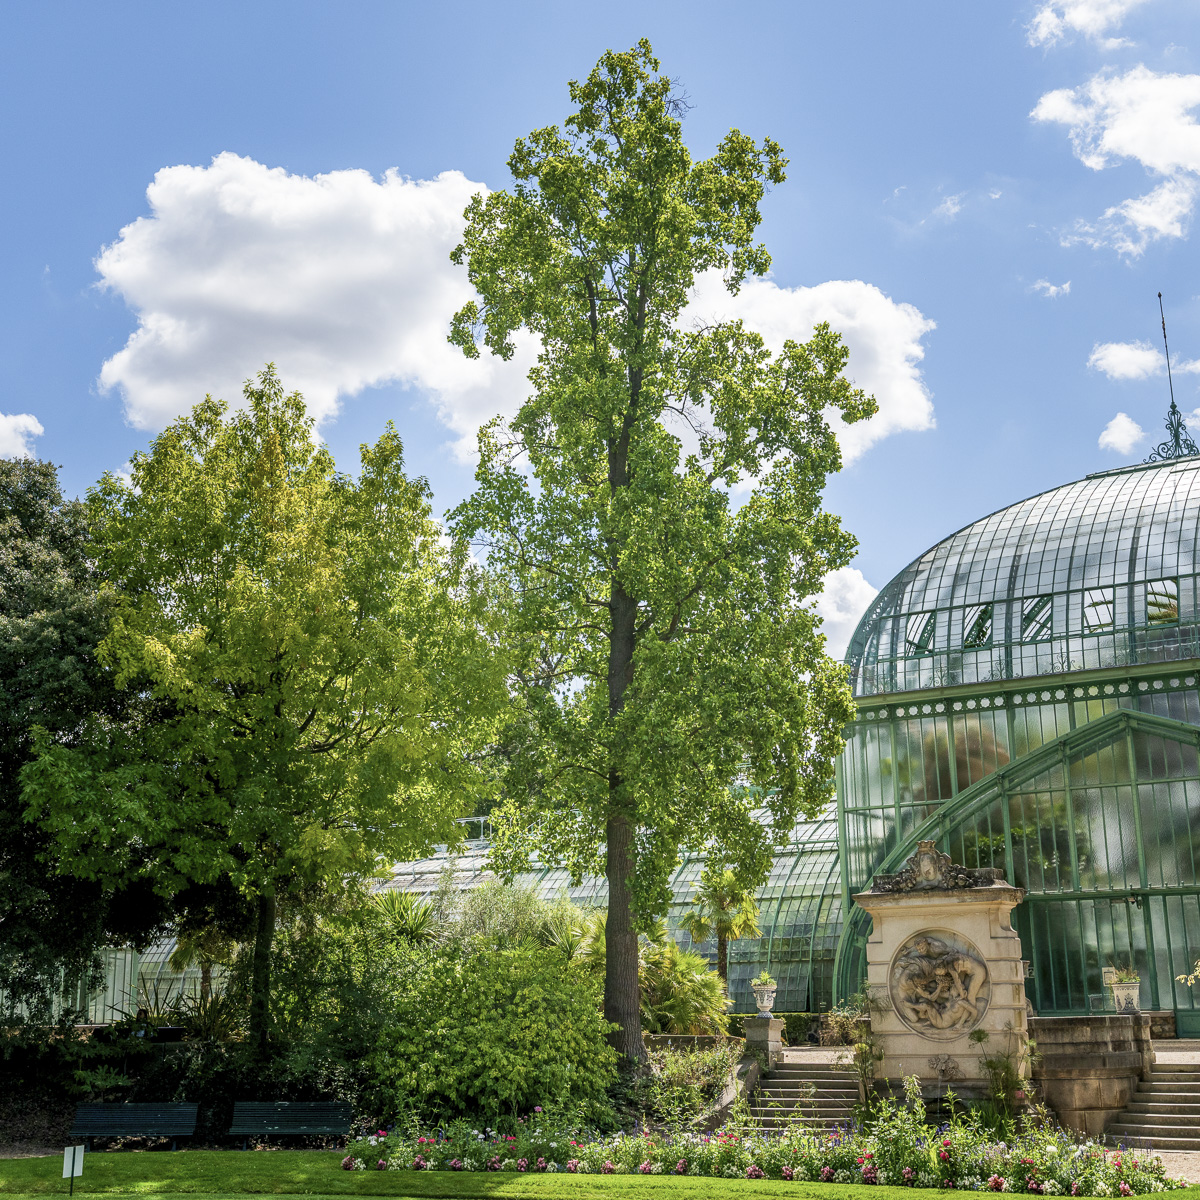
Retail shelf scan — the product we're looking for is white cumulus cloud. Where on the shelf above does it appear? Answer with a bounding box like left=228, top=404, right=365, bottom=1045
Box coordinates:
left=1099, top=411, right=1146, bottom=452
left=0, top=413, right=44, bottom=458
left=1088, top=339, right=1163, bottom=379
left=1027, top=0, right=1151, bottom=48
left=686, top=272, right=936, bottom=464
left=96, top=153, right=935, bottom=467
left=95, top=152, right=536, bottom=453
left=1032, top=66, right=1200, bottom=255
left=814, top=566, right=879, bottom=661
left=1032, top=279, right=1071, bottom=297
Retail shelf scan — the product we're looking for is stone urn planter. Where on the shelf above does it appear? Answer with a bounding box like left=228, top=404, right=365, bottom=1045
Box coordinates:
left=751, top=983, right=777, bottom=1016
left=1110, top=980, right=1140, bottom=1012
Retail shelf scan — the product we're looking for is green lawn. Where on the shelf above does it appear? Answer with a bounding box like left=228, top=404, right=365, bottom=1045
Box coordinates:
left=0, top=1153, right=1198, bottom=1200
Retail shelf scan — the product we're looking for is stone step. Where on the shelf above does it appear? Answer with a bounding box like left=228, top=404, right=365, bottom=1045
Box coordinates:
left=1151, top=1065, right=1200, bottom=1075
left=763, top=1075, right=859, bottom=1084
left=753, top=1089, right=859, bottom=1099
left=1111, top=1112, right=1200, bottom=1128
left=1124, top=1102, right=1200, bottom=1116
left=744, top=1104, right=859, bottom=1113
left=1139, top=1082, right=1200, bottom=1094
left=1105, top=1127, right=1200, bottom=1151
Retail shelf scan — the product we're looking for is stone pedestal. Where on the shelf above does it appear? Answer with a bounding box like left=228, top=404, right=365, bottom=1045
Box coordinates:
left=1031, top=1014, right=1155, bottom=1136
left=743, top=1016, right=783, bottom=1067
left=854, top=841, right=1028, bottom=1099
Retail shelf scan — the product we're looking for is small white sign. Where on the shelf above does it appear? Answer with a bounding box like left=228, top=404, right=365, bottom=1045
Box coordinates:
left=63, top=1145, right=85, bottom=1178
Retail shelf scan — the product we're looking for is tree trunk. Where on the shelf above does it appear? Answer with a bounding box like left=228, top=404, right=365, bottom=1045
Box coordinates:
left=200, top=960, right=212, bottom=1004
left=717, top=932, right=728, bottom=983
left=248, top=889, right=275, bottom=1055
left=604, top=808, right=643, bottom=1061
left=604, top=581, right=645, bottom=1062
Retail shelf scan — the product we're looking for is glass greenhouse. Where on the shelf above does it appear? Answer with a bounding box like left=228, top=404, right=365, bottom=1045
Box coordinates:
left=835, top=457, right=1200, bottom=1034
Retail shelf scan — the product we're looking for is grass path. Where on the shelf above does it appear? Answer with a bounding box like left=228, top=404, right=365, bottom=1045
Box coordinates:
left=1, top=1153, right=1199, bottom=1200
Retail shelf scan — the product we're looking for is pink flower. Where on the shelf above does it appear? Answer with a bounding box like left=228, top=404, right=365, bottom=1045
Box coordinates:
left=782, top=1166, right=794, bottom=1181
left=411, top=1155, right=427, bottom=1171
left=534, top=1106, right=542, bottom=1113
left=988, top=1176, right=1006, bottom=1191
left=340, top=1155, right=356, bottom=1171
left=941, top=1151, right=950, bottom=1161
left=746, top=1165, right=766, bottom=1180
left=449, top=1159, right=464, bottom=1171
left=1119, top=1185, right=1132, bottom=1197
left=602, top=1161, right=615, bottom=1174
left=376, top=1160, right=386, bottom=1171
left=821, top=1166, right=835, bottom=1182
left=639, top=1162, right=653, bottom=1174
left=676, top=1160, right=688, bottom=1174
left=566, top=1160, right=580, bottom=1173
left=517, top=1159, right=528, bottom=1172
left=536, top=1158, right=547, bottom=1171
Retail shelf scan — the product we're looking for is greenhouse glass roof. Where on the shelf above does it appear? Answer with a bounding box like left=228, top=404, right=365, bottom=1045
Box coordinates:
left=846, top=459, right=1200, bottom=697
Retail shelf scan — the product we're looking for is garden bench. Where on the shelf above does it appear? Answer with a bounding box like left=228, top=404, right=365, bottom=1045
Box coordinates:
left=69, top=1102, right=199, bottom=1150
left=228, top=1100, right=354, bottom=1148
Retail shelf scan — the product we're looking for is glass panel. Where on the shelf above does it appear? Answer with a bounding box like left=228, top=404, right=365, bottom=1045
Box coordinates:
left=906, top=612, right=936, bottom=657
left=1083, top=588, right=1115, bottom=632
left=1022, top=595, right=1053, bottom=642
left=1147, top=578, right=1180, bottom=626
left=964, top=603, right=993, bottom=649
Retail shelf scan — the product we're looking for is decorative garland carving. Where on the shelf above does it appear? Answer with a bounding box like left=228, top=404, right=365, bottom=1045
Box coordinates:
left=871, top=840, right=1005, bottom=893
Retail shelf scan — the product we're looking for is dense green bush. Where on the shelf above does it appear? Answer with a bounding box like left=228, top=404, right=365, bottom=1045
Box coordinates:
left=646, top=1041, right=741, bottom=1126
left=367, top=944, right=616, bottom=1120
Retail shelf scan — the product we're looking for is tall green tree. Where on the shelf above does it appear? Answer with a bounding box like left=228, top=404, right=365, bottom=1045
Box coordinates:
left=679, top=864, right=762, bottom=983
left=448, top=41, right=874, bottom=1061
left=0, top=459, right=175, bottom=1020
left=23, top=370, right=508, bottom=1049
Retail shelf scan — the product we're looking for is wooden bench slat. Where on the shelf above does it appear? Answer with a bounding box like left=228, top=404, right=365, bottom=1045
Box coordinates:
left=228, top=1100, right=353, bottom=1136
left=70, top=1103, right=199, bottom=1138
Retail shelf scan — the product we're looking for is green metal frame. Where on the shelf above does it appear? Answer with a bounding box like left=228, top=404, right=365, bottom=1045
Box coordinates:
left=832, top=707, right=1200, bottom=1014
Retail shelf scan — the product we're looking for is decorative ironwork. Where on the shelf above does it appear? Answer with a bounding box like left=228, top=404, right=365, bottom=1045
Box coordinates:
left=870, top=840, right=1005, bottom=893
left=1145, top=294, right=1197, bottom=462
left=1145, top=398, right=1199, bottom=463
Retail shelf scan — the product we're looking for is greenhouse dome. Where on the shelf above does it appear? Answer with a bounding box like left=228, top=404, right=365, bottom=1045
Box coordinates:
left=835, top=453, right=1200, bottom=1035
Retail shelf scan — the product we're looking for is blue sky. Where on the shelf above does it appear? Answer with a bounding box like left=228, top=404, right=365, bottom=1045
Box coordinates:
left=2, top=0, right=1199, bottom=652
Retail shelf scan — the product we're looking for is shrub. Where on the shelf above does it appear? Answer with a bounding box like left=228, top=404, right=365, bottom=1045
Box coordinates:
left=368, top=944, right=616, bottom=1120
left=647, top=1041, right=741, bottom=1125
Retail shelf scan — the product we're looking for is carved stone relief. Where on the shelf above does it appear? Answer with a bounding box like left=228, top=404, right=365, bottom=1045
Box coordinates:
left=871, top=840, right=1005, bottom=893
left=888, top=930, right=991, bottom=1039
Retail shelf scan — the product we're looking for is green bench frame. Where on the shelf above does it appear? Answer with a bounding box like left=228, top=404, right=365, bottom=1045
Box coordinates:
left=228, top=1100, right=354, bottom=1149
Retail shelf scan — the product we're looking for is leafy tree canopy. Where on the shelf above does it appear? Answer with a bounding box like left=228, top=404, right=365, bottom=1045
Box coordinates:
left=448, top=41, right=874, bottom=1059
left=23, top=369, right=509, bottom=1044
left=0, top=459, right=168, bottom=1020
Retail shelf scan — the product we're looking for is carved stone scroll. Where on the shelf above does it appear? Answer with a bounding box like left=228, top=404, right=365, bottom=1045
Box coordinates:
left=871, top=840, right=1005, bottom=893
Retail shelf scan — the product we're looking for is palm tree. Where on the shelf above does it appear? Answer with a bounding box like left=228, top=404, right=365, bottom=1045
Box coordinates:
left=678, top=867, right=761, bottom=983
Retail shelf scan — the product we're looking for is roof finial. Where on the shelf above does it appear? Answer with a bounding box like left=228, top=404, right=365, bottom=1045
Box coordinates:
left=1144, top=292, right=1198, bottom=463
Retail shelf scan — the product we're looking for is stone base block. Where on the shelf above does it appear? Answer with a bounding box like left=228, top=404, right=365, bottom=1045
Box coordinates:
left=744, top=1016, right=784, bottom=1067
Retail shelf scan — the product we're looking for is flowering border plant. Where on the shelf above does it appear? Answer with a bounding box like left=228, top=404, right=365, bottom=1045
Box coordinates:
left=342, top=1080, right=1183, bottom=1194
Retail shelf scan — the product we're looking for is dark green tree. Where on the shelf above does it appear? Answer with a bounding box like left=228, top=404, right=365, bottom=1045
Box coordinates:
left=0, top=460, right=166, bottom=1020
left=448, top=42, right=873, bottom=1061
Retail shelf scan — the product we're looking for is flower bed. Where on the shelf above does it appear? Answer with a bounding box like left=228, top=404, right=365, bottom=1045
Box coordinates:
left=341, top=1081, right=1185, bottom=1194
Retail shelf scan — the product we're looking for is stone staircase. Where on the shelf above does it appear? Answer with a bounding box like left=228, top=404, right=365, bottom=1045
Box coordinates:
left=748, top=1058, right=859, bottom=1131
left=1106, top=1064, right=1200, bottom=1151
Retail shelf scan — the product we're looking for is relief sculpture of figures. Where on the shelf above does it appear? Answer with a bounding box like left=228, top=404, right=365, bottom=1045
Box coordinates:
left=890, top=932, right=990, bottom=1036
